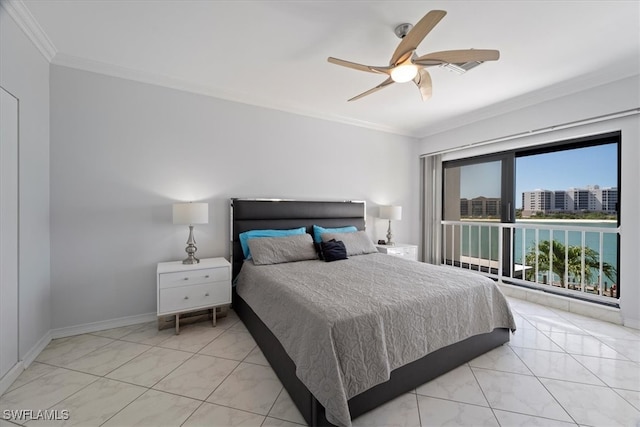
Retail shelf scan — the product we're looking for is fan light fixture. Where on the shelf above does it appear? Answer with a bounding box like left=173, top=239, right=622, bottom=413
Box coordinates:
left=327, top=10, right=500, bottom=102
left=390, top=64, right=418, bottom=83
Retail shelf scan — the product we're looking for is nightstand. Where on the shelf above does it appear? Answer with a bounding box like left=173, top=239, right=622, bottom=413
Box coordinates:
left=375, top=243, right=418, bottom=261
left=157, top=257, right=231, bottom=334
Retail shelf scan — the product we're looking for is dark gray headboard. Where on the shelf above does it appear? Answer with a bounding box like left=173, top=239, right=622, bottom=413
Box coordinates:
left=230, top=199, right=366, bottom=279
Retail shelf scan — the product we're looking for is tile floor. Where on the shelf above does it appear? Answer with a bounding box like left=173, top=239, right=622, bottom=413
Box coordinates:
left=1, top=297, right=640, bottom=427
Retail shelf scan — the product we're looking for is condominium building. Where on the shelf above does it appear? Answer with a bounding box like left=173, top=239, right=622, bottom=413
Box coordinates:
left=595, top=186, right=618, bottom=211
left=522, top=190, right=553, bottom=213
left=460, top=197, right=502, bottom=218
left=522, top=185, right=618, bottom=215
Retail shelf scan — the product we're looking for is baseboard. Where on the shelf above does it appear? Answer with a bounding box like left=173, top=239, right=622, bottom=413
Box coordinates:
left=623, top=317, right=640, bottom=330
left=0, top=361, right=24, bottom=396
left=1, top=331, right=52, bottom=394
left=1, top=313, right=157, bottom=393
left=22, top=329, right=52, bottom=368
left=51, top=312, right=157, bottom=340
left=498, top=282, right=623, bottom=325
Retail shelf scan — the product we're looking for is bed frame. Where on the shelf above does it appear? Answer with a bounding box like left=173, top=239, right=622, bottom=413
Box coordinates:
left=230, top=198, right=510, bottom=426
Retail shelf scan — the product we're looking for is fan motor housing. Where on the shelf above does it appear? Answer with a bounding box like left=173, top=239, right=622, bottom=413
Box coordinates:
left=394, top=23, right=413, bottom=39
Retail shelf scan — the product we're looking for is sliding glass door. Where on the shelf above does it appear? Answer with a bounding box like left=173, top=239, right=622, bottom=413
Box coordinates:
left=437, top=132, right=620, bottom=305
left=442, top=154, right=515, bottom=275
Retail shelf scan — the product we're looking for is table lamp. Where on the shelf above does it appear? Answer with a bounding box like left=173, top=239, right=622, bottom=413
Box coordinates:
left=173, top=202, right=208, bottom=264
left=379, top=205, right=402, bottom=246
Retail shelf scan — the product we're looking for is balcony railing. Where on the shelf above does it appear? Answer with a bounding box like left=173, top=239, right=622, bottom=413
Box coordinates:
left=440, top=220, right=619, bottom=304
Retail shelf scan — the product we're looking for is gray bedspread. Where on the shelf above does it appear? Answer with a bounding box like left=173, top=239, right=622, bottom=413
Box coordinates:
left=235, top=253, right=516, bottom=427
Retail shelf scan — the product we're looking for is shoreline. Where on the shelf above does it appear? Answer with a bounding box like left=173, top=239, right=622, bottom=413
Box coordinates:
left=517, top=219, right=617, bottom=223
left=459, top=218, right=617, bottom=223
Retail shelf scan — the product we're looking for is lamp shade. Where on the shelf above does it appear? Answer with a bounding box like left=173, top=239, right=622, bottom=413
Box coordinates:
left=379, top=205, right=402, bottom=221
left=173, top=202, right=208, bottom=225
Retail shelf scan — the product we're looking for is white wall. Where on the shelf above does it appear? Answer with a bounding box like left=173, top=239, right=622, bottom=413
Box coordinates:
left=416, top=75, right=640, bottom=328
left=50, top=65, right=418, bottom=329
left=0, top=10, right=51, bottom=358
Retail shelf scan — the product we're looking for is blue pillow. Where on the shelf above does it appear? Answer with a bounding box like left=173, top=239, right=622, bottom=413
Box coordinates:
left=312, top=225, right=357, bottom=243
left=239, top=227, right=306, bottom=259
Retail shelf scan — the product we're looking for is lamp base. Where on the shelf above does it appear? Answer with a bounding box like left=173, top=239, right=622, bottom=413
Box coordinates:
left=386, top=220, right=395, bottom=246
left=182, top=225, right=200, bottom=264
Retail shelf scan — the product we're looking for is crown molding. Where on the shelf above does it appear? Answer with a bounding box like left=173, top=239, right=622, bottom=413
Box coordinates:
left=1, top=0, right=57, bottom=62
left=52, top=52, right=417, bottom=138
left=416, top=66, right=640, bottom=140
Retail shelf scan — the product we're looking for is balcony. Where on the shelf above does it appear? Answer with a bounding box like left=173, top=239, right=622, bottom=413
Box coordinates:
left=441, top=220, right=619, bottom=305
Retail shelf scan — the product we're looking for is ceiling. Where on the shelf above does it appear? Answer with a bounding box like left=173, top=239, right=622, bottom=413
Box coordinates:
left=16, top=0, right=640, bottom=138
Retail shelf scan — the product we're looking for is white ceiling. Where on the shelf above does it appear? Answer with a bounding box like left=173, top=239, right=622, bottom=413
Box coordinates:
left=17, top=0, right=640, bottom=137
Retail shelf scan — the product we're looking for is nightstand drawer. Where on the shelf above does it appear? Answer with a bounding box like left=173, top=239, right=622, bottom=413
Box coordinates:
left=159, top=267, right=229, bottom=289
left=376, top=244, right=418, bottom=261
left=159, top=281, right=230, bottom=314
left=387, top=247, right=413, bottom=257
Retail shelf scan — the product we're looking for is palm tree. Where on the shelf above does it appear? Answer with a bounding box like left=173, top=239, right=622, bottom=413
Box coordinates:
left=524, top=240, right=617, bottom=290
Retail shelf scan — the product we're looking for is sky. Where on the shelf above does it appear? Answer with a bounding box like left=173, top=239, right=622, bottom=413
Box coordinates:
left=515, top=144, right=617, bottom=208
left=459, top=143, right=618, bottom=208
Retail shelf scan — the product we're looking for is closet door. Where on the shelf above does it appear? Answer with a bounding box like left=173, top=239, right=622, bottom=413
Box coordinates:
left=0, top=87, right=19, bottom=380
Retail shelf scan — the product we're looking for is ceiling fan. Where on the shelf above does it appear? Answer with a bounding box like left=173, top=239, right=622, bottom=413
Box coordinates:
left=327, top=10, right=500, bottom=101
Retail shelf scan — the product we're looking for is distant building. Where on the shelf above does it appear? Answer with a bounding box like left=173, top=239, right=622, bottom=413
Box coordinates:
left=522, top=185, right=617, bottom=216
left=569, top=188, right=590, bottom=211
left=554, top=191, right=567, bottom=211
left=460, top=197, right=501, bottom=218
left=522, top=190, right=553, bottom=213
left=593, top=186, right=618, bottom=212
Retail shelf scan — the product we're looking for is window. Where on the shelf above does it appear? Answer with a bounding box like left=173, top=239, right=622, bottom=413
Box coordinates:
left=441, top=132, right=620, bottom=304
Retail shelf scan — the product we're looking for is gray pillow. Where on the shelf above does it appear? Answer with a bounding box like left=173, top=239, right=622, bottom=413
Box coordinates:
left=322, top=230, right=377, bottom=256
left=248, top=233, right=318, bottom=265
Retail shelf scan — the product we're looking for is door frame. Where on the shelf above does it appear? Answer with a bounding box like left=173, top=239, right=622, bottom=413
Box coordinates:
left=0, top=85, right=20, bottom=390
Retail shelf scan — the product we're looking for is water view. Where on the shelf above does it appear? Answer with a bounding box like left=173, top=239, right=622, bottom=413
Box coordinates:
left=459, top=220, right=618, bottom=295
left=443, top=141, right=620, bottom=300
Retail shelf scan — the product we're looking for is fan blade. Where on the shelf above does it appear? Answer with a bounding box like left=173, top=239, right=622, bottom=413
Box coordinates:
left=413, top=49, right=500, bottom=66
left=348, top=77, right=394, bottom=101
left=413, top=68, right=432, bottom=101
left=328, top=57, right=390, bottom=74
left=390, top=10, right=447, bottom=66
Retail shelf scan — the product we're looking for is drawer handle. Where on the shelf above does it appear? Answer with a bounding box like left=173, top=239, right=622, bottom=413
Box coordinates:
left=205, top=292, right=210, bottom=296
left=184, top=296, right=189, bottom=300
left=183, top=277, right=189, bottom=281
left=204, top=275, right=210, bottom=278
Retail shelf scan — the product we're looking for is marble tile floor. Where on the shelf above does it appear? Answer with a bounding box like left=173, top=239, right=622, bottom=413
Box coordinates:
left=2, top=297, right=640, bottom=427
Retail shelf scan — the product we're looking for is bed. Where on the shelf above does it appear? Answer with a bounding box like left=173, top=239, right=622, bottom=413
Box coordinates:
left=230, top=199, right=515, bottom=427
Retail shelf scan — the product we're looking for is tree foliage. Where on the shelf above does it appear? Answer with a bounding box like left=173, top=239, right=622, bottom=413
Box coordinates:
left=528, top=212, right=617, bottom=220
left=524, top=240, right=617, bottom=288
